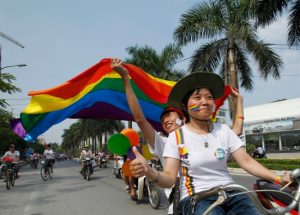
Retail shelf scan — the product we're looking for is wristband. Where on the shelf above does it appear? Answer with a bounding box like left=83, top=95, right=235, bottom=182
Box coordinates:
left=151, top=171, right=160, bottom=183
left=274, top=176, right=281, bottom=185
left=237, top=115, right=244, bottom=120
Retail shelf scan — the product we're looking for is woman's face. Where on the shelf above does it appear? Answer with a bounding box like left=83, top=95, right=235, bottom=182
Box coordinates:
left=186, top=88, right=215, bottom=120
left=161, top=111, right=182, bottom=134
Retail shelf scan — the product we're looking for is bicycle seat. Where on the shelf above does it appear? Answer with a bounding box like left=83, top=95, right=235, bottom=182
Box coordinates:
left=256, top=179, right=295, bottom=208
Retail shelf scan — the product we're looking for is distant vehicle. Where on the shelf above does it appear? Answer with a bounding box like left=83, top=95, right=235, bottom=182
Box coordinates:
left=252, top=126, right=264, bottom=133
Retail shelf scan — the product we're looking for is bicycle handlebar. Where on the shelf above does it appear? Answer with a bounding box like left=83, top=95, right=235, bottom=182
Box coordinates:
left=203, top=169, right=300, bottom=215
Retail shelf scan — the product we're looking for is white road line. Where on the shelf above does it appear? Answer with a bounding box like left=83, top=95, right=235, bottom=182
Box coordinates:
left=23, top=191, right=41, bottom=215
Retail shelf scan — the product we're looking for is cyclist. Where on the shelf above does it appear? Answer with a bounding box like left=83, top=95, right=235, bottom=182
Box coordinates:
left=130, top=72, right=291, bottom=215
left=1, top=144, right=20, bottom=179
left=111, top=59, right=244, bottom=214
left=43, top=144, right=55, bottom=173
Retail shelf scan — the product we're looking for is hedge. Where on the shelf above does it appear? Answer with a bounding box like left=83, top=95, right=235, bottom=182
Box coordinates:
left=227, top=159, right=300, bottom=171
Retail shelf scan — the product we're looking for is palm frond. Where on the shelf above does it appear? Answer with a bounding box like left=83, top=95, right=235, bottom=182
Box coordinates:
left=189, top=38, right=227, bottom=73
left=288, top=0, right=300, bottom=46
left=235, top=45, right=253, bottom=91
left=174, top=1, right=225, bottom=45
left=245, top=39, right=283, bottom=80
left=255, top=0, right=288, bottom=27
left=160, top=43, right=184, bottom=69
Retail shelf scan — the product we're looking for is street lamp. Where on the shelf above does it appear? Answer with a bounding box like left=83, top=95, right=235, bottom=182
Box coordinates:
left=0, top=64, right=27, bottom=76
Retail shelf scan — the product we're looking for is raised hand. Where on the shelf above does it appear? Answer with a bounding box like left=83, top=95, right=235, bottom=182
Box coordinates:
left=110, top=58, right=128, bottom=77
left=130, top=146, right=149, bottom=178
left=230, top=87, right=243, bottom=101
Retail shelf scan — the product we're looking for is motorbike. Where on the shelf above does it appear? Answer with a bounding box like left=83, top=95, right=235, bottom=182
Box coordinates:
left=81, top=157, right=93, bottom=181
left=252, top=150, right=267, bottom=159
left=254, top=178, right=299, bottom=215
left=31, top=157, right=39, bottom=169
left=99, top=155, right=107, bottom=168
left=113, top=156, right=124, bottom=178
left=137, top=174, right=161, bottom=209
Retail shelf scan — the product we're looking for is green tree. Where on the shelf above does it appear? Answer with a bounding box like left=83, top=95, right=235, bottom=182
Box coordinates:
left=125, top=43, right=185, bottom=81
left=174, top=0, right=283, bottom=119
left=253, top=0, right=300, bottom=46
left=0, top=72, right=21, bottom=108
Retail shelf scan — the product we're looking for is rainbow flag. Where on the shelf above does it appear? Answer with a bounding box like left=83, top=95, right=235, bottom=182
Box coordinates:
left=15, top=58, right=232, bottom=140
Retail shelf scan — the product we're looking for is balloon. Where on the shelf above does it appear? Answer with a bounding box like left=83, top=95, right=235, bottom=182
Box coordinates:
left=107, top=133, right=131, bottom=155
left=122, top=160, right=132, bottom=177
left=127, top=146, right=142, bottom=160
left=121, top=128, right=139, bottom=147
left=142, top=145, right=154, bottom=160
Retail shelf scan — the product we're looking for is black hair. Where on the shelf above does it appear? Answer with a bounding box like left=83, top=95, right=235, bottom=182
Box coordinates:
left=181, top=88, right=215, bottom=109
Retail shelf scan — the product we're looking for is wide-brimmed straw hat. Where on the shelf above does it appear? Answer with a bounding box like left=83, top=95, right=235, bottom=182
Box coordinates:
left=167, top=72, right=224, bottom=109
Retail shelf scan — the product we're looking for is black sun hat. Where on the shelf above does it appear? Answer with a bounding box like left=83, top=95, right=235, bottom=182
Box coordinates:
left=167, top=72, right=225, bottom=109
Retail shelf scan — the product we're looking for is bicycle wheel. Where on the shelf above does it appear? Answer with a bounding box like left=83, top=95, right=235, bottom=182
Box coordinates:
left=40, top=166, right=49, bottom=181
left=10, top=171, right=15, bottom=186
left=173, top=180, right=181, bottom=215
left=5, top=172, right=11, bottom=190
left=148, top=181, right=161, bottom=209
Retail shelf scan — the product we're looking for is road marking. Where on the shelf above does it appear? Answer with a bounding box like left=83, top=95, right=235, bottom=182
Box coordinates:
left=23, top=191, right=41, bottom=215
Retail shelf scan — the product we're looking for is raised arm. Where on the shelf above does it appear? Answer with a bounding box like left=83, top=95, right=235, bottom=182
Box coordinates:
left=231, top=87, right=244, bottom=136
left=110, top=59, right=156, bottom=148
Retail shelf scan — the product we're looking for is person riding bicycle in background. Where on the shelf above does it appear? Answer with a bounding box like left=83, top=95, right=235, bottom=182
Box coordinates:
left=130, top=72, right=291, bottom=215
left=43, top=144, right=55, bottom=173
left=111, top=58, right=244, bottom=214
left=1, top=144, right=20, bottom=179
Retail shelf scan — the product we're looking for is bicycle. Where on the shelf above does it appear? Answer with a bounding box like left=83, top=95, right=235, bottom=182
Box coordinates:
left=187, top=168, right=300, bottom=215
left=3, top=161, right=17, bottom=190
left=40, top=159, right=52, bottom=181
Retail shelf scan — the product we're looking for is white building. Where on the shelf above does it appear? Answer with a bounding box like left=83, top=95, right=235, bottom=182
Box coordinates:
left=244, top=98, right=300, bottom=152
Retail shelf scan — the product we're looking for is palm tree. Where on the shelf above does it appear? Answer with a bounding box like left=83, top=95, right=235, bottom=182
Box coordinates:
left=174, top=0, right=283, bottom=119
left=253, top=0, right=300, bottom=47
left=125, top=43, right=185, bottom=81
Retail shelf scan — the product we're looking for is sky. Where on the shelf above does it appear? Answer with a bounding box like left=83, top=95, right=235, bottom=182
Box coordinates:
left=1, top=0, right=299, bottom=144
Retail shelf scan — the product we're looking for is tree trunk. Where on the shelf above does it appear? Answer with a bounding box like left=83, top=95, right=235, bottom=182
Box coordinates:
left=227, top=47, right=238, bottom=123
left=99, top=133, right=103, bottom=149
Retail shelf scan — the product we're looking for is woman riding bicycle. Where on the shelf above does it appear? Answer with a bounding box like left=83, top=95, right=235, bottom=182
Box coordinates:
left=1, top=144, right=20, bottom=179
left=130, top=72, right=291, bottom=215
left=43, top=144, right=55, bottom=173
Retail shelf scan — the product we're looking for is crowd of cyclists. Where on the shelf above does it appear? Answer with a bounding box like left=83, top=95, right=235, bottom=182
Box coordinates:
left=0, top=143, right=73, bottom=187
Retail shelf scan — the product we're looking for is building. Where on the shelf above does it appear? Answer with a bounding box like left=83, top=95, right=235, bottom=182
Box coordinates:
left=244, top=98, right=300, bottom=152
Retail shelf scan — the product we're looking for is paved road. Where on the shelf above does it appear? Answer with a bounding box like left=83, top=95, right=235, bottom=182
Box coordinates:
left=0, top=160, right=257, bottom=215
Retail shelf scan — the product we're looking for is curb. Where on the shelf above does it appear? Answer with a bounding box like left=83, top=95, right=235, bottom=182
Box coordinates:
left=228, top=168, right=285, bottom=176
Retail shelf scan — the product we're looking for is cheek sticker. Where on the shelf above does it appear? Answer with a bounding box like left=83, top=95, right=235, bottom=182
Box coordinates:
left=215, top=148, right=225, bottom=160
left=188, top=103, right=200, bottom=112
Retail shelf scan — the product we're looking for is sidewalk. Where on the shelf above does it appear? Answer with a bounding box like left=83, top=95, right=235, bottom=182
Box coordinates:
left=267, top=152, right=300, bottom=159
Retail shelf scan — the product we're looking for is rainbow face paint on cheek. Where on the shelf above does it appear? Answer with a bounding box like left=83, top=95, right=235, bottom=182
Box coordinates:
left=188, top=103, right=200, bottom=112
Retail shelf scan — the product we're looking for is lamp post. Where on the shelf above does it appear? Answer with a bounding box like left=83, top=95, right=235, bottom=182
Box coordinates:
left=0, top=64, right=27, bottom=76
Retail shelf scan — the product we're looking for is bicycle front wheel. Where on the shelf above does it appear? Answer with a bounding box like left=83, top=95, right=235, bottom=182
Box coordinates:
left=10, top=172, right=15, bottom=186
left=40, top=167, right=49, bottom=181
left=6, top=172, right=11, bottom=190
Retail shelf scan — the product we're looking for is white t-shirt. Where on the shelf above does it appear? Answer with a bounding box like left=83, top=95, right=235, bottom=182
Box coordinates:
left=148, top=132, right=167, bottom=167
left=81, top=149, right=92, bottom=158
left=2, top=150, right=20, bottom=161
left=148, top=132, right=173, bottom=214
left=163, top=123, right=245, bottom=200
left=44, top=149, right=55, bottom=159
